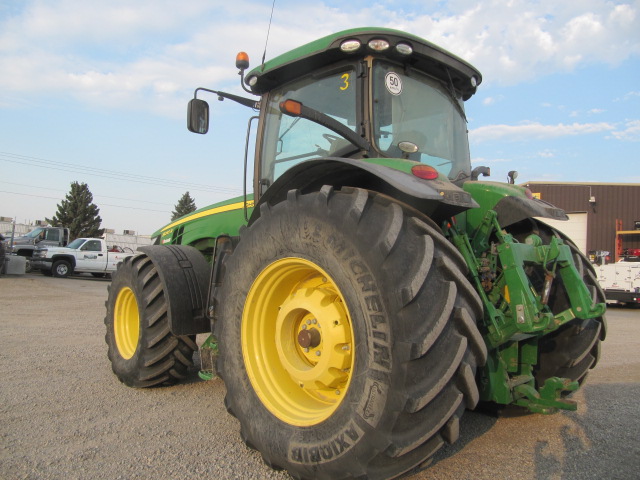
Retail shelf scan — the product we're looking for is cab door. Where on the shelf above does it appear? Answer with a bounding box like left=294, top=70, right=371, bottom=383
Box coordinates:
left=75, top=240, right=106, bottom=271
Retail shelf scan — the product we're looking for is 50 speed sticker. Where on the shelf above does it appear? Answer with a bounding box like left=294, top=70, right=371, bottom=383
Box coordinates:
left=385, top=72, right=402, bottom=95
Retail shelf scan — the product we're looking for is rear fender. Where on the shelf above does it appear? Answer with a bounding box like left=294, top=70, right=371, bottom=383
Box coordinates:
left=139, top=245, right=210, bottom=335
left=251, top=157, right=478, bottom=225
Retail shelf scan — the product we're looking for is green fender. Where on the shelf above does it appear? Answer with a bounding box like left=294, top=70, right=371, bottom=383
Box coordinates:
left=252, top=157, right=479, bottom=225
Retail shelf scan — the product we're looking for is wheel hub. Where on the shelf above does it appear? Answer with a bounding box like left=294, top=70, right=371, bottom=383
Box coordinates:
left=242, top=258, right=354, bottom=426
left=114, top=287, right=140, bottom=360
left=275, top=287, right=351, bottom=390
left=297, top=327, right=321, bottom=349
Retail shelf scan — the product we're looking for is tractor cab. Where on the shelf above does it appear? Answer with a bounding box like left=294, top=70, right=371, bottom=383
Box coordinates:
left=189, top=28, right=481, bottom=201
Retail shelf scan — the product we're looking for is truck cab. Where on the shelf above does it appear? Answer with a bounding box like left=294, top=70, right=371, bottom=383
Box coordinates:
left=9, top=226, right=70, bottom=272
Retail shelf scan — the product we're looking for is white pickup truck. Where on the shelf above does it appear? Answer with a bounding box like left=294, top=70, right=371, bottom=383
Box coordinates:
left=31, top=238, right=136, bottom=278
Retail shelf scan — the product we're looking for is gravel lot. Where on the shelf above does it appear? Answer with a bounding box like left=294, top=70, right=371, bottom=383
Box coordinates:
left=1, top=273, right=639, bottom=480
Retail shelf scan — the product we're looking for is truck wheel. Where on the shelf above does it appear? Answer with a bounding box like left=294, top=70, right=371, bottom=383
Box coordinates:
left=104, top=253, right=196, bottom=387
left=217, top=187, right=486, bottom=479
left=24, top=257, right=33, bottom=273
left=509, top=219, right=607, bottom=389
left=52, top=259, right=72, bottom=278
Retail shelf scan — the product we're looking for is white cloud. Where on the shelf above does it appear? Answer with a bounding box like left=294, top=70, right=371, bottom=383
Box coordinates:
left=537, top=150, right=555, bottom=158
left=482, top=95, right=504, bottom=106
left=0, top=0, right=638, bottom=114
left=610, top=120, right=640, bottom=141
left=470, top=121, right=615, bottom=142
left=616, top=91, right=640, bottom=102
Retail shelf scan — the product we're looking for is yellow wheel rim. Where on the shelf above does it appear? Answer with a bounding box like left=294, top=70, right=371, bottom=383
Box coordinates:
left=242, top=258, right=354, bottom=427
left=114, top=287, right=140, bottom=360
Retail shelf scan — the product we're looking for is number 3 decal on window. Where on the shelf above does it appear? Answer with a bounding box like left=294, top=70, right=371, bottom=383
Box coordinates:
left=340, top=73, right=350, bottom=91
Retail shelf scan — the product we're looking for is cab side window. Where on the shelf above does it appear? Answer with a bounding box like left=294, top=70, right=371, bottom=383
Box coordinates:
left=46, top=229, right=60, bottom=242
left=83, top=240, right=102, bottom=251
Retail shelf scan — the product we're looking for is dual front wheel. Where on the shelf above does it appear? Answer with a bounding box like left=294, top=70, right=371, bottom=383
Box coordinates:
left=104, top=254, right=196, bottom=387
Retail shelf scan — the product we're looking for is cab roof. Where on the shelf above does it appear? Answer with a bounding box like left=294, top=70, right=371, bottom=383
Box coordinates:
left=246, top=27, right=482, bottom=100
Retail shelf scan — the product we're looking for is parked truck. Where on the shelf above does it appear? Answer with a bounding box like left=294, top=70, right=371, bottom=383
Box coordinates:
left=8, top=226, right=70, bottom=273
left=32, top=238, right=134, bottom=278
left=104, top=28, right=606, bottom=479
left=596, top=259, right=640, bottom=306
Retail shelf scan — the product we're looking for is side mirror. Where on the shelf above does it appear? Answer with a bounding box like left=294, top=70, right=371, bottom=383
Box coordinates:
left=187, top=98, right=210, bottom=134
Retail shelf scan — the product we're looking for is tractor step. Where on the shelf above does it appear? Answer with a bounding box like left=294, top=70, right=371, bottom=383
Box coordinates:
left=198, top=335, right=219, bottom=381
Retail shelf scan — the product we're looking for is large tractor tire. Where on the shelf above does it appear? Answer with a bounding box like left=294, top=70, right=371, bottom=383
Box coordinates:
left=217, top=186, right=486, bottom=480
left=104, top=253, right=197, bottom=387
left=509, top=219, right=607, bottom=389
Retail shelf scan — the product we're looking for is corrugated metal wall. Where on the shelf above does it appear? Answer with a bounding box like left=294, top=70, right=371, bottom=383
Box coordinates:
left=523, top=182, right=640, bottom=258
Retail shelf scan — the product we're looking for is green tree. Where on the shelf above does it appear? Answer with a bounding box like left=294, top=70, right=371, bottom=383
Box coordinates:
left=171, top=191, right=197, bottom=221
left=47, top=182, right=104, bottom=239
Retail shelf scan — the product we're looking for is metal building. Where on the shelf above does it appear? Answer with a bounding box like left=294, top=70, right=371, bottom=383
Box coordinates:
left=523, top=182, right=640, bottom=261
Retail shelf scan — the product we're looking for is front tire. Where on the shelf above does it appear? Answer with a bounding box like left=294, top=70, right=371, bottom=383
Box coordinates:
left=509, top=219, right=607, bottom=389
left=217, top=187, right=486, bottom=479
left=52, top=259, right=72, bottom=278
left=104, top=254, right=196, bottom=387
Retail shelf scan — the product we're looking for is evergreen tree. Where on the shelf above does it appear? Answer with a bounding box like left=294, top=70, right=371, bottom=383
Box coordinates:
left=171, top=191, right=197, bottom=221
left=47, top=182, right=103, bottom=239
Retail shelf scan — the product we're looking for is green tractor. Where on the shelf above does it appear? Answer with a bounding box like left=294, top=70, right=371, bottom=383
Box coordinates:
left=105, top=28, right=606, bottom=479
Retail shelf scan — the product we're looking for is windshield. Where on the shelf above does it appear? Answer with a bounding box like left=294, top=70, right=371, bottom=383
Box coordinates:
left=25, top=228, right=44, bottom=238
left=372, top=61, right=471, bottom=180
left=259, top=66, right=357, bottom=187
left=67, top=238, right=87, bottom=249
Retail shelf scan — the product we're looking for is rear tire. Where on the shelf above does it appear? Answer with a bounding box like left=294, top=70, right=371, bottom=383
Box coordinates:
left=104, top=254, right=196, bottom=387
left=217, top=187, right=486, bottom=479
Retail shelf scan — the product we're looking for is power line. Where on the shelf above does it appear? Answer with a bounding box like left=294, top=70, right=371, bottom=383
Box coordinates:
left=0, top=190, right=169, bottom=213
left=0, top=151, right=243, bottom=194
left=0, top=181, right=174, bottom=207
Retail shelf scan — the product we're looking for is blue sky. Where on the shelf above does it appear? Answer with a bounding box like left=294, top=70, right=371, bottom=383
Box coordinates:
left=1, top=0, right=638, bottom=235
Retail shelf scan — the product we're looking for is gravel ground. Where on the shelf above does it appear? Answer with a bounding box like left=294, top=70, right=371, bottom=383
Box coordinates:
left=1, top=273, right=639, bottom=480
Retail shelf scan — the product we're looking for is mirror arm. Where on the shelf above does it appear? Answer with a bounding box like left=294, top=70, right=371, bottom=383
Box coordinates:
left=194, top=88, right=259, bottom=109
